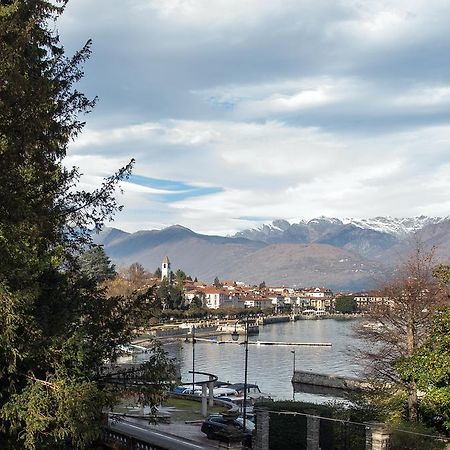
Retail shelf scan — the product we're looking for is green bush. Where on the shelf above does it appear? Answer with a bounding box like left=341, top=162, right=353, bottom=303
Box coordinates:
left=389, top=422, right=448, bottom=450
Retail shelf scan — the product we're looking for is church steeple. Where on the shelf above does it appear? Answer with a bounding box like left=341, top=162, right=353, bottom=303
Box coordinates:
left=161, top=256, right=171, bottom=282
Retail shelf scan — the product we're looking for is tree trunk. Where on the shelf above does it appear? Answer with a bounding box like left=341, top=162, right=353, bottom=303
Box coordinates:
left=408, top=381, right=418, bottom=421
left=406, top=317, right=418, bottom=421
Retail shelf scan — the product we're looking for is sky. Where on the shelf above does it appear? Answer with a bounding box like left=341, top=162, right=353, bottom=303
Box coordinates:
left=59, top=0, right=450, bottom=235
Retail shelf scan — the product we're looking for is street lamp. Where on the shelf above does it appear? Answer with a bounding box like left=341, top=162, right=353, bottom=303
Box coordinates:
left=231, top=316, right=249, bottom=431
left=192, top=325, right=196, bottom=394
left=291, top=350, right=296, bottom=401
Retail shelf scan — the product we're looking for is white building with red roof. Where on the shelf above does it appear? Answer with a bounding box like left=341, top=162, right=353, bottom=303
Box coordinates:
left=203, top=287, right=239, bottom=309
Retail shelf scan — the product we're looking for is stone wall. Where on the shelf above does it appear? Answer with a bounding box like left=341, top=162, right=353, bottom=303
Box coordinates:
left=292, top=370, right=367, bottom=391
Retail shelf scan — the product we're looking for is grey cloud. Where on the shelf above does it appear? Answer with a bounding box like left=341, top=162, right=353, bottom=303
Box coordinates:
left=60, top=0, right=450, bottom=232
left=62, top=0, right=450, bottom=136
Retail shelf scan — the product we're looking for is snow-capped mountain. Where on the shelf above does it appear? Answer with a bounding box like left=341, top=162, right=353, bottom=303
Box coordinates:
left=236, top=216, right=446, bottom=239
left=233, top=216, right=450, bottom=259
left=341, top=216, right=446, bottom=237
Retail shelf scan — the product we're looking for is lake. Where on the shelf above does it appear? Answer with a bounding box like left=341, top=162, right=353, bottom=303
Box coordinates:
left=160, top=318, right=366, bottom=402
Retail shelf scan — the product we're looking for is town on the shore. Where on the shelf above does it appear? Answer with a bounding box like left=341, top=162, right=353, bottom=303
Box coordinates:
left=149, top=256, right=384, bottom=315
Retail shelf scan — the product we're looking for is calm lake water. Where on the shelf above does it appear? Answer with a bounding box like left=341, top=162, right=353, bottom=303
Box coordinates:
left=157, top=318, right=365, bottom=402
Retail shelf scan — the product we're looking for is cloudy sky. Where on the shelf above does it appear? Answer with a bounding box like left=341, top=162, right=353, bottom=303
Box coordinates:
left=59, top=0, right=450, bottom=235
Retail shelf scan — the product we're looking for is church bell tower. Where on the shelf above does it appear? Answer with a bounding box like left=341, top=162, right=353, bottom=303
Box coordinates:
left=161, top=256, right=171, bottom=282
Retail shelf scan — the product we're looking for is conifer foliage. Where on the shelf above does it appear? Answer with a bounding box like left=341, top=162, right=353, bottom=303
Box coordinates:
left=0, top=2, right=174, bottom=448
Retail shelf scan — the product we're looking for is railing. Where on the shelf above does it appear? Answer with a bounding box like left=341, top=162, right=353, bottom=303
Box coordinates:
left=102, top=426, right=164, bottom=450
left=103, top=417, right=213, bottom=450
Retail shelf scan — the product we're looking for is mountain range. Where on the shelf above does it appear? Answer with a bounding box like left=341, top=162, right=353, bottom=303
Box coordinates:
left=95, top=216, right=450, bottom=291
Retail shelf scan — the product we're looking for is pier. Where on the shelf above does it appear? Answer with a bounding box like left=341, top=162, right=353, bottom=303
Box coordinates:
left=194, top=338, right=331, bottom=347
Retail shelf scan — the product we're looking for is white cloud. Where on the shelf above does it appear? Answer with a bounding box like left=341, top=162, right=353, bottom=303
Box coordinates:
left=68, top=117, right=450, bottom=234
left=72, top=123, right=163, bottom=149
left=393, top=86, right=450, bottom=108
left=194, top=76, right=450, bottom=122
left=59, top=0, right=450, bottom=234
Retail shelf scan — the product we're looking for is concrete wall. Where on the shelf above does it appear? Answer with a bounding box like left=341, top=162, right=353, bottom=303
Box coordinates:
left=151, top=328, right=189, bottom=338
left=292, top=370, right=367, bottom=391
left=263, top=316, right=290, bottom=324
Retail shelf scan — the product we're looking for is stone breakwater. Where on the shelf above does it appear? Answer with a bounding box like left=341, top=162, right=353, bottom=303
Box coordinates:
left=292, top=370, right=368, bottom=392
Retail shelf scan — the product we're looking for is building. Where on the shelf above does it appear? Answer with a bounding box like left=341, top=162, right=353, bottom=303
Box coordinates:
left=184, top=288, right=205, bottom=306
left=161, top=256, right=172, bottom=283
left=241, top=295, right=273, bottom=309
left=353, top=291, right=388, bottom=310
left=302, top=287, right=334, bottom=311
left=203, top=287, right=239, bottom=309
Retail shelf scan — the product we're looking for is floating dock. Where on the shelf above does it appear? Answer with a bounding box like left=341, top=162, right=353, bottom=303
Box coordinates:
left=194, top=338, right=331, bottom=347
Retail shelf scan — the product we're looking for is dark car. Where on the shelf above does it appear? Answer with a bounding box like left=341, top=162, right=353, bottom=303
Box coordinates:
left=201, top=414, right=254, bottom=447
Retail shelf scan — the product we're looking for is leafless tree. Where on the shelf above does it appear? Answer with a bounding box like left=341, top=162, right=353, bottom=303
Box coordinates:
left=355, top=244, right=448, bottom=421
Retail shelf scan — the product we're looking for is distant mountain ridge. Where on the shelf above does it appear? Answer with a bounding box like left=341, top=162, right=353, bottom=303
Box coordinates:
left=95, top=216, right=450, bottom=291
left=235, top=215, right=446, bottom=240
left=233, top=216, right=449, bottom=259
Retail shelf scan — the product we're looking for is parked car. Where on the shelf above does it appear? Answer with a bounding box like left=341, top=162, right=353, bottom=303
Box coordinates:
left=201, top=414, right=254, bottom=448
left=172, top=385, right=203, bottom=395
left=172, top=386, right=188, bottom=394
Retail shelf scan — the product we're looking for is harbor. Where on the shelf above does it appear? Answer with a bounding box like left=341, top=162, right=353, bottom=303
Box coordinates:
left=133, top=317, right=364, bottom=402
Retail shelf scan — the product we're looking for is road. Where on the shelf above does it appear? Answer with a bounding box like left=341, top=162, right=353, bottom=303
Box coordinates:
left=109, top=416, right=218, bottom=450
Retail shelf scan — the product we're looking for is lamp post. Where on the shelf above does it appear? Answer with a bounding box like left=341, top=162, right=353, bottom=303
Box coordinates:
left=231, top=316, right=249, bottom=432
left=291, top=350, right=296, bottom=400
left=192, top=325, right=196, bottom=394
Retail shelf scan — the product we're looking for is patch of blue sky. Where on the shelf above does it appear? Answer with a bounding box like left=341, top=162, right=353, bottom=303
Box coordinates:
left=129, top=174, right=223, bottom=202
left=206, top=95, right=239, bottom=110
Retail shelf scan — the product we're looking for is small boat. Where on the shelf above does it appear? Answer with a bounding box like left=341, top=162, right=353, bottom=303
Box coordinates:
left=213, top=387, right=239, bottom=397
left=227, top=383, right=272, bottom=401
left=214, top=382, right=272, bottom=409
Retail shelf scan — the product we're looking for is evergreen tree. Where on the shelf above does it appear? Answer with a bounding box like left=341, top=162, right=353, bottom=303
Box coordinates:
left=189, top=296, right=203, bottom=309
left=0, top=2, right=174, bottom=448
left=80, top=246, right=116, bottom=283
left=175, top=269, right=187, bottom=282
left=334, top=296, right=357, bottom=314
left=213, top=276, right=221, bottom=288
left=156, top=278, right=171, bottom=309
left=154, top=266, right=162, bottom=278
left=156, top=278, right=185, bottom=310
left=171, top=286, right=184, bottom=310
